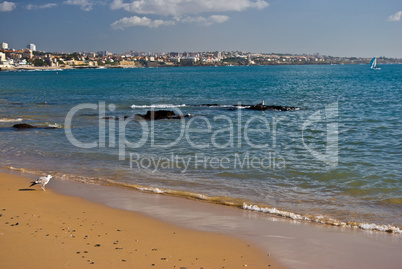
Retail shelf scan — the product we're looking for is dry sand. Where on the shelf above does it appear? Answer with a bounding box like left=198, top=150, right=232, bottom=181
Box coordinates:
left=0, top=173, right=284, bottom=268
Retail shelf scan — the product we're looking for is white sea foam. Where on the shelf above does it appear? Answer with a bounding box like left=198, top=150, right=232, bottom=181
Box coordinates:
left=243, top=203, right=402, bottom=234
left=131, top=104, right=187, bottom=108
left=243, top=203, right=310, bottom=221
left=45, top=122, right=63, bottom=128
left=0, top=118, right=23, bottom=122
left=131, top=104, right=252, bottom=109
left=137, top=187, right=165, bottom=194
left=357, top=223, right=401, bottom=233
left=197, top=194, right=208, bottom=200
left=207, top=105, right=250, bottom=109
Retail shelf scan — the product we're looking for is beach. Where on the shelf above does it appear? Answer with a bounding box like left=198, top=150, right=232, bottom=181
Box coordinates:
left=2, top=171, right=401, bottom=269
left=0, top=173, right=281, bottom=268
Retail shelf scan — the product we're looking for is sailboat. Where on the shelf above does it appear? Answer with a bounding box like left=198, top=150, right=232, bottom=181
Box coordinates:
left=370, top=57, right=381, bottom=70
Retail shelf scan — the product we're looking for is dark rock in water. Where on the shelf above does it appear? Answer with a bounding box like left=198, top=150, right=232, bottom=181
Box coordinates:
left=13, top=123, right=37, bottom=129
left=197, top=103, right=300, bottom=111
left=199, top=104, right=220, bottom=107
left=246, top=105, right=300, bottom=111
left=138, top=110, right=176, bottom=120
left=12, top=123, right=59, bottom=130
left=136, top=110, right=190, bottom=120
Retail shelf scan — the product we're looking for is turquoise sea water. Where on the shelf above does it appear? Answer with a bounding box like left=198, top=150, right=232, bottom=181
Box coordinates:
left=0, top=65, right=401, bottom=231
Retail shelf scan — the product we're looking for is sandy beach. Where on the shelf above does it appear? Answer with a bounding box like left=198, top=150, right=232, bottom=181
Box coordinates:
left=0, top=173, right=283, bottom=268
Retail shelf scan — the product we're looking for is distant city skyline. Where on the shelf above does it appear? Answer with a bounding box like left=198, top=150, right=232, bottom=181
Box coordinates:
left=1, top=0, right=401, bottom=58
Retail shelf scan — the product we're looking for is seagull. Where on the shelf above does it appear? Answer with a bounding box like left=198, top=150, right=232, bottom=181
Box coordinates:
left=29, top=175, right=52, bottom=191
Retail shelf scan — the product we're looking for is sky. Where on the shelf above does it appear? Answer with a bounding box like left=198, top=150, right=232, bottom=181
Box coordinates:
left=0, top=0, right=401, bottom=57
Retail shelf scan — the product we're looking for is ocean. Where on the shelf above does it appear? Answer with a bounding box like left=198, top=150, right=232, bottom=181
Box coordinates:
left=0, top=65, right=401, bottom=232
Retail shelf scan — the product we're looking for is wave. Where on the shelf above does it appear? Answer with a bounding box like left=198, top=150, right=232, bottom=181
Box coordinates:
left=242, top=203, right=401, bottom=234
left=203, top=104, right=250, bottom=110
left=131, top=104, right=187, bottom=108
left=5, top=165, right=401, bottom=234
left=44, top=122, right=64, bottom=129
left=130, top=104, right=251, bottom=109
left=0, top=118, right=23, bottom=123
left=130, top=104, right=298, bottom=111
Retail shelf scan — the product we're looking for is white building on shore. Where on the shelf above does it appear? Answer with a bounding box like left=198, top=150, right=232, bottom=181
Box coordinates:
left=27, top=43, right=36, bottom=51
left=1, top=42, right=8, bottom=50
left=0, top=52, right=11, bottom=68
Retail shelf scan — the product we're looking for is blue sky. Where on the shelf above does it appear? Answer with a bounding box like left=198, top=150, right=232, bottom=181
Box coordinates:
left=1, top=0, right=401, bottom=57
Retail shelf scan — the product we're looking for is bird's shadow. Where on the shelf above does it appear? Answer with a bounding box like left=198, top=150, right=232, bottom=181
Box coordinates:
left=19, top=188, right=36, bottom=191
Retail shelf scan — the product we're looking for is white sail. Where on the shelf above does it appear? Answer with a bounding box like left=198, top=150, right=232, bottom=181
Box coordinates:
left=370, top=57, right=380, bottom=70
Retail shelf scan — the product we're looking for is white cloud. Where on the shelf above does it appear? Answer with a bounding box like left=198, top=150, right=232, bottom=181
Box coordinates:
left=111, top=16, right=176, bottom=29
left=110, top=0, right=267, bottom=29
left=111, top=14, right=230, bottom=29
left=64, top=0, right=94, bottom=11
left=26, top=3, right=58, bottom=10
left=110, top=0, right=269, bottom=16
left=0, top=1, right=16, bottom=12
left=388, top=11, right=402, bottom=22
left=182, top=15, right=230, bottom=26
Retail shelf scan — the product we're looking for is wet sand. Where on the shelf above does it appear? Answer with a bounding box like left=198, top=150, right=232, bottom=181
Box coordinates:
left=0, top=173, right=282, bottom=268
left=2, top=171, right=401, bottom=269
left=48, top=173, right=402, bottom=269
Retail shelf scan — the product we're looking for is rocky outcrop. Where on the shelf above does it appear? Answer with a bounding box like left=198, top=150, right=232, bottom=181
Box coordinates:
left=136, top=110, right=190, bottom=120
left=12, top=123, right=37, bottom=129
left=12, top=123, right=58, bottom=129
left=140, top=110, right=176, bottom=120
left=197, top=103, right=301, bottom=111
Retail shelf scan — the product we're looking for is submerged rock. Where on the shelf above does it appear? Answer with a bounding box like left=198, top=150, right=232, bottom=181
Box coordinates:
left=12, top=123, right=36, bottom=129
left=12, top=123, right=59, bottom=130
left=197, top=103, right=301, bottom=111
left=136, top=110, right=189, bottom=120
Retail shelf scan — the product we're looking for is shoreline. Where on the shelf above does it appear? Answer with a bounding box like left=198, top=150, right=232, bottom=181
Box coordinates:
left=48, top=175, right=402, bottom=269
left=5, top=165, right=400, bottom=235
left=2, top=63, right=402, bottom=72
left=0, top=172, right=281, bottom=268
left=3, top=170, right=402, bottom=269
